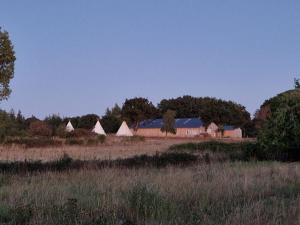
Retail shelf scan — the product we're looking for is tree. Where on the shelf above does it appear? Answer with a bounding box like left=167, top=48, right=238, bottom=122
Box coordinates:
left=77, top=114, right=99, bottom=129
left=0, top=28, right=16, bottom=100
left=44, top=114, right=63, bottom=135
left=101, top=104, right=122, bottom=133
left=158, top=95, right=251, bottom=132
left=122, top=97, right=158, bottom=129
left=161, top=110, right=176, bottom=136
left=294, top=78, right=300, bottom=89
left=258, top=104, right=300, bottom=161
left=29, top=121, right=52, bottom=137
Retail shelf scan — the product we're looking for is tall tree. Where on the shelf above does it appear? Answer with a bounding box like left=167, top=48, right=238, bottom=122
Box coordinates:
left=0, top=28, right=16, bottom=100
left=294, top=78, right=300, bottom=89
left=101, top=104, right=122, bottom=133
left=122, top=97, right=158, bottom=129
left=161, top=110, right=176, bottom=136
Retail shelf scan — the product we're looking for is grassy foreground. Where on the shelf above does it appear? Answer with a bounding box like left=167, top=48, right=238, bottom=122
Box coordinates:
left=0, top=162, right=299, bottom=225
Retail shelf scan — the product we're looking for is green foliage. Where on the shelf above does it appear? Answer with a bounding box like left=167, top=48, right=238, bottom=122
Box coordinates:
left=101, top=104, right=122, bottom=133
left=77, top=114, right=99, bottom=129
left=294, top=78, right=300, bottom=89
left=44, top=114, right=63, bottom=135
left=158, top=95, right=252, bottom=133
left=122, top=97, right=158, bottom=129
left=0, top=204, right=32, bottom=224
left=29, top=120, right=52, bottom=137
left=0, top=28, right=16, bottom=100
left=124, top=183, right=175, bottom=222
left=169, top=141, right=262, bottom=161
left=97, top=134, right=106, bottom=144
left=4, top=137, right=63, bottom=148
left=66, top=128, right=94, bottom=138
left=258, top=105, right=300, bottom=161
left=161, top=110, right=176, bottom=136
left=65, top=138, right=85, bottom=146
left=0, top=109, right=27, bottom=140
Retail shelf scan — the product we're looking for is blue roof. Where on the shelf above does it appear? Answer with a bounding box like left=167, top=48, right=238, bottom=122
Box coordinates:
left=138, top=118, right=204, bottom=129
left=223, top=125, right=235, bottom=131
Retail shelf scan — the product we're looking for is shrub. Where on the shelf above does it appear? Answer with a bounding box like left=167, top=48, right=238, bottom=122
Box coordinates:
left=97, top=135, right=106, bottom=144
left=85, top=138, right=99, bottom=146
left=66, top=129, right=95, bottom=138
left=169, top=141, right=262, bottom=161
left=4, top=137, right=63, bottom=148
left=123, top=136, right=145, bottom=142
left=258, top=105, right=300, bottom=161
left=65, top=138, right=84, bottom=146
left=29, top=121, right=52, bottom=137
left=56, top=124, right=67, bottom=138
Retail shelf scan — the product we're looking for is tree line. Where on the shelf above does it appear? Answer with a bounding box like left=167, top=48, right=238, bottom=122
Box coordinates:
left=0, top=94, right=257, bottom=138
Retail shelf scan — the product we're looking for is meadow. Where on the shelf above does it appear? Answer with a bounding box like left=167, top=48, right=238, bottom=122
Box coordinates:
left=0, top=162, right=299, bottom=225
left=0, top=138, right=298, bottom=225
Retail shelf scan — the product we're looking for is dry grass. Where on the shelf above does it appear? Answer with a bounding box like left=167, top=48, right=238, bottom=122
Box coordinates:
left=0, top=162, right=299, bottom=225
left=0, top=136, right=252, bottom=162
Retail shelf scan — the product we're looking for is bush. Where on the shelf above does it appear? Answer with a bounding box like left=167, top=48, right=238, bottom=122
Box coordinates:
left=169, top=141, right=262, bottom=161
left=97, top=135, right=106, bottom=144
left=123, top=136, right=145, bottom=142
left=65, top=138, right=84, bottom=146
left=258, top=105, right=300, bottom=161
left=4, top=137, right=63, bottom=148
left=85, top=138, right=99, bottom=146
left=66, top=129, right=95, bottom=138
left=29, top=121, right=52, bottom=137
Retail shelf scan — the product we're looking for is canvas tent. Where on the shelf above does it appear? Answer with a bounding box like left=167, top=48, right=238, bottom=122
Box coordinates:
left=65, top=121, right=74, bottom=132
left=116, top=121, right=133, bottom=136
left=92, top=120, right=106, bottom=136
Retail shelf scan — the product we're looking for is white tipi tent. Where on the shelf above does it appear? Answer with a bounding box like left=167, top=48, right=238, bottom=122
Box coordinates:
left=65, top=121, right=74, bottom=132
left=92, top=120, right=106, bottom=136
left=116, top=121, right=133, bottom=136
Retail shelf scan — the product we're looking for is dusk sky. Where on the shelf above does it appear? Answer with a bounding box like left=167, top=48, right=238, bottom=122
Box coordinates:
left=1, top=1, right=299, bottom=118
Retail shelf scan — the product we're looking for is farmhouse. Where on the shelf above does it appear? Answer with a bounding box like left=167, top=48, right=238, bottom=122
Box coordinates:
left=223, top=125, right=243, bottom=138
left=135, top=118, right=243, bottom=138
left=135, top=118, right=206, bottom=137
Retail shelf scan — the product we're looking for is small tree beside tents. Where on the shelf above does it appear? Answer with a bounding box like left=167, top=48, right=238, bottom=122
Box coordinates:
left=161, top=110, right=176, bottom=136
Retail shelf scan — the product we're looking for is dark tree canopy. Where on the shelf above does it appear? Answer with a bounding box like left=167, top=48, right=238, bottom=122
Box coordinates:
left=0, top=28, right=16, bottom=100
left=158, top=96, right=251, bottom=128
left=255, top=88, right=300, bottom=129
left=294, top=78, right=300, bottom=89
left=101, top=104, right=122, bottom=133
left=64, top=114, right=99, bottom=130
left=122, top=97, right=158, bottom=129
left=258, top=104, right=300, bottom=160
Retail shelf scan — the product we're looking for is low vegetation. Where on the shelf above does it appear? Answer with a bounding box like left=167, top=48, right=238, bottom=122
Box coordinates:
left=0, top=162, right=298, bottom=225
left=169, top=141, right=299, bottom=162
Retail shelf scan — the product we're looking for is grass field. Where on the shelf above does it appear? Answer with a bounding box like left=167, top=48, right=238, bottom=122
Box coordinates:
left=0, top=137, right=298, bottom=225
left=0, top=162, right=299, bottom=225
left=0, top=136, right=251, bottom=162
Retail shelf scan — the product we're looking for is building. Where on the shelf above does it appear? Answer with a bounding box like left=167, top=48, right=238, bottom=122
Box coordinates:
left=223, top=125, right=243, bottom=138
left=135, top=118, right=206, bottom=137
left=206, top=122, right=219, bottom=138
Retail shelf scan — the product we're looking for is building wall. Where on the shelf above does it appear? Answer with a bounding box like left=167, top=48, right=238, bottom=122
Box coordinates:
left=223, top=128, right=243, bottom=138
left=135, top=127, right=206, bottom=137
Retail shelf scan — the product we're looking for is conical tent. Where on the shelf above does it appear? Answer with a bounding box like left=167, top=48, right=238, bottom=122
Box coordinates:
left=116, top=121, right=133, bottom=136
left=92, top=120, right=106, bottom=136
left=66, top=121, right=74, bottom=132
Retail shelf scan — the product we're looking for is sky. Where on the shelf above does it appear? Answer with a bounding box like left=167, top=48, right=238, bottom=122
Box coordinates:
left=1, top=0, right=300, bottom=118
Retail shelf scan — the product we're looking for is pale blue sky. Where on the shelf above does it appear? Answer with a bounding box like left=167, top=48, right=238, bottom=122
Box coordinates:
left=1, top=0, right=299, bottom=118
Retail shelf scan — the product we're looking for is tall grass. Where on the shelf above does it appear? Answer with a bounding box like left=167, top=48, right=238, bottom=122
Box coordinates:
left=0, top=162, right=298, bottom=225
left=169, top=141, right=265, bottom=161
